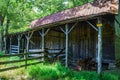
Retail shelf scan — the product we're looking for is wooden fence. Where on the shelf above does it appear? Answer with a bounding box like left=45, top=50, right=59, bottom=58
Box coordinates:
left=0, top=50, right=44, bottom=72
left=0, top=48, right=66, bottom=72
left=10, top=45, right=19, bottom=53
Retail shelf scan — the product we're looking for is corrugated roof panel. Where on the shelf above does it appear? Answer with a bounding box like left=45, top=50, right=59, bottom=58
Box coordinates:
left=30, top=0, right=118, bottom=28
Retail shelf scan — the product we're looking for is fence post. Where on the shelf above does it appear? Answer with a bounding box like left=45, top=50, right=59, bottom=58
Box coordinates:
left=9, top=36, right=12, bottom=53
left=24, top=50, right=27, bottom=69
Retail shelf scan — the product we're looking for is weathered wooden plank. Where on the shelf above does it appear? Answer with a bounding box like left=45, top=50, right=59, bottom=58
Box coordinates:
left=97, top=18, right=102, bottom=74
left=0, top=56, right=43, bottom=65
left=11, top=45, right=19, bottom=48
left=0, top=61, right=43, bottom=72
left=0, top=51, right=44, bottom=58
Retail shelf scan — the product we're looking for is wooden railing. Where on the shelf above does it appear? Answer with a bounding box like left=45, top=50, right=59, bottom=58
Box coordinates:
left=0, top=50, right=44, bottom=72
left=10, top=45, right=19, bottom=53
left=0, top=48, right=66, bottom=72
left=44, top=48, right=65, bottom=62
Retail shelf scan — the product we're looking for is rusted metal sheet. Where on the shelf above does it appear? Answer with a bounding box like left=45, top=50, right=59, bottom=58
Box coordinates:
left=30, top=0, right=118, bottom=29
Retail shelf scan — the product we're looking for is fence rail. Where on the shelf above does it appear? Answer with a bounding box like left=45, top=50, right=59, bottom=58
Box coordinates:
left=0, top=50, right=44, bottom=72
left=0, top=48, right=65, bottom=72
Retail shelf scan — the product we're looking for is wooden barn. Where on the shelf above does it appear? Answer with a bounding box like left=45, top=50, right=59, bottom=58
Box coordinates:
left=5, top=0, right=119, bottom=73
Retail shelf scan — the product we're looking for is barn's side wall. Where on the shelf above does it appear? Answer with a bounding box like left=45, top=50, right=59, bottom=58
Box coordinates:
left=115, top=2, right=120, bottom=62
left=30, top=21, right=115, bottom=63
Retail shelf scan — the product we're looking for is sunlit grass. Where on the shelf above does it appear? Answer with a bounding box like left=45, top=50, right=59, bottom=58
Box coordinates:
left=28, top=62, right=119, bottom=80
left=0, top=57, right=38, bottom=80
left=0, top=55, right=119, bottom=80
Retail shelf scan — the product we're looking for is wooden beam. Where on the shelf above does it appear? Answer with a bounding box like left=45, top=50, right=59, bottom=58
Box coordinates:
left=60, top=27, right=66, bottom=34
left=97, top=18, right=102, bottom=74
left=41, top=28, right=45, bottom=50
left=68, top=22, right=78, bottom=33
left=4, top=37, right=7, bottom=54
left=39, top=28, right=50, bottom=50
left=65, top=24, right=69, bottom=67
left=39, top=29, right=45, bottom=50
left=25, top=31, right=34, bottom=52
left=86, top=21, right=98, bottom=31
left=45, top=28, right=50, bottom=36
left=38, top=28, right=50, bottom=62
left=17, top=34, right=23, bottom=54
left=59, top=22, right=77, bottom=67
left=9, top=36, right=12, bottom=53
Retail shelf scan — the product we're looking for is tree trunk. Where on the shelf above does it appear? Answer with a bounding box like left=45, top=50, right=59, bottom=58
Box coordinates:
left=4, top=17, right=10, bottom=53
left=0, top=14, right=5, bottom=51
left=0, top=33, right=2, bottom=51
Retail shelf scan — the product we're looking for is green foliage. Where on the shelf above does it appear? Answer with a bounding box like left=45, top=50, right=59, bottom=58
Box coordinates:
left=0, top=0, right=94, bottom=34
left=28, top=62, right=119, bottom=80
left=9, top=56, right=20, bottom=61
left=0, top=52, right=4, bottom=56
left=28, top=62, right=73, bottom=80
left=101, top=72, right=119, bottom=80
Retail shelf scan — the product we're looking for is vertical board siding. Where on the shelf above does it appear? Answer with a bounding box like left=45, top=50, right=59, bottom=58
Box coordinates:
left=102, top=23, right=115, bottom=62
left=20, top=21, right=115, bottom=64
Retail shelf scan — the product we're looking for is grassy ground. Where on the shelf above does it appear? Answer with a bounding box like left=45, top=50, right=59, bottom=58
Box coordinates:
left=0, top=68, right=29, bottom=80
left=105, top=69, right=120, bottom=80
left=0, top=57, right=119, bottom=80
left=27, top=63, right=119, bottom=80
left=0, top=57, right=38, bottom=80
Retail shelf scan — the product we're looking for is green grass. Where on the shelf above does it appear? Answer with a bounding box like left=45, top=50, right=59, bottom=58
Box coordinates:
left=28, top=62, right=73, bottom=80
left=28, top=62, right=119, bottom=80
left=0, top=57, right=38, bottom=80
left=0, top=56, right=119, bottom=80
left=0, top=52, right=4, bottom=56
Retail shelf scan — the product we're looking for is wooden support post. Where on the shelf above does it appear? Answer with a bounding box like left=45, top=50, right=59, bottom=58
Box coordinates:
left=41, top=29, right=45, bottom=50
left=65, top=24, right=69, bottom=67
left=39, top=28, right=50, bottom=50
left=9, top=36, right=12, bottom=53
left=4, top=37, right=7, bottom=54
left=26, top=36, right=29, bottom=53
left=97, top=18, right=102, bottom=74
left=25, top=32, right=33, bottom=52
left=25, top=52, right=27, bottom=69
left=25, top=31, right=33, bottom=69
left=17, top=35, right=22, bottom=54
left=39, top=28, right=50, bottom=62
left=60, top=22, right=77, bottom=67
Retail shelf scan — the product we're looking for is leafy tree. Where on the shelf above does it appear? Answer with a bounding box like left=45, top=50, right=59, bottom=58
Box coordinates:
left=0, top=0, right=94, bottom=52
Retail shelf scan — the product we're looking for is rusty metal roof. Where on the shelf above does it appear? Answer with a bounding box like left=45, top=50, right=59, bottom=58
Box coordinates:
left=30, top=0, right=118, bottom=28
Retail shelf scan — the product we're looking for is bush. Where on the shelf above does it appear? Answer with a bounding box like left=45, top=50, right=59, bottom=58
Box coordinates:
left=28, top=62, right=119, bottom=80
left=28, top=62, right=73, bottom=80
left=101, top=72, right=118, bottom=80
left=0, top=52, right=4, bottom=56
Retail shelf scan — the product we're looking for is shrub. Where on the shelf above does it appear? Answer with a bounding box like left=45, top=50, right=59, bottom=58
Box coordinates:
left=28, top=62, right=119, bottom=80
left=0, top=52, right=4, bottom=56
left=101, top=72, right=119, bottom=80
left=28, top=62, right=73, bottom=80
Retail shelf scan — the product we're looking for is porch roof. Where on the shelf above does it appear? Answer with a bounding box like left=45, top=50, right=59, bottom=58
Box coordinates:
left=30, top=0, right=118, bottom=29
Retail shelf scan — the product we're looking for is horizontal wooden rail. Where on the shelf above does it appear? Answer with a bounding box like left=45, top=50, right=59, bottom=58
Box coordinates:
left=0, top=56, right=43, bottom=65
left=0, top=51, right=44, bottom=58
left=0, top=50, right=45, bottom=72
left=0, top=61, right=43, bottom=72
left=46, top=49, right=64, bottom=50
